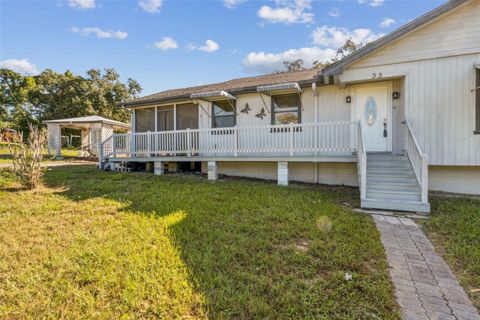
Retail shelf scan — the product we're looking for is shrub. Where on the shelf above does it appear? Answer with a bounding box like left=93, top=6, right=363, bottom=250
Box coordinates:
left=9, top=123, right=46, bottom=189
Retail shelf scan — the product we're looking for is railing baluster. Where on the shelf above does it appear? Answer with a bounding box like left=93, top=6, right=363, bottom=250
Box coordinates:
left=102, top=121, right=361, bottom=161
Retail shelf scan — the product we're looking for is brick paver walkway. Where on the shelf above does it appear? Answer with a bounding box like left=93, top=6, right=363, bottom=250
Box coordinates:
left=373, top=215, right=479, bottom=320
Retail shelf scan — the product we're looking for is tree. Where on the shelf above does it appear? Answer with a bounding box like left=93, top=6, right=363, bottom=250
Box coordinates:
left=0, top=69, right=39, bottom=133
left=335, top=38, right=360, bottom=60
left=313, top=38, right=365, bottom=68
left=0, top=67, right=142, bottom=132
left=282, top=59, right=305, bottom=72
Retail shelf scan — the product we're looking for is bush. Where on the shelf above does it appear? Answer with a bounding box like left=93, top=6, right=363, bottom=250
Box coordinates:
left=9, top=123, right=46, bottom=189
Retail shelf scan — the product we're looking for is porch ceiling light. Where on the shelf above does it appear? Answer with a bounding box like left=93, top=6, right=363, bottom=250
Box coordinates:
left=256, top=82, right=302, bottom=95
left=190, top=90, right=236, bottom=101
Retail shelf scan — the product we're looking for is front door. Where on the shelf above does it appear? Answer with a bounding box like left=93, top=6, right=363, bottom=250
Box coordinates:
left=353, top=83, right=392, bottom=152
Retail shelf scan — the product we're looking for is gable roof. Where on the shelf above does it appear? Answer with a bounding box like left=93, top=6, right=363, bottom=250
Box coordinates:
left=119, top=68, right=321, bottom=108
left=43, top=115, right=130, bottom=128
left=320, top=0, right=471, bottom=76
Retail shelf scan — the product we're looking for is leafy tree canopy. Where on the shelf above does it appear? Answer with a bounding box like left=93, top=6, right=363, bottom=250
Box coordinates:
left=0, top=68, right=141, bottom=133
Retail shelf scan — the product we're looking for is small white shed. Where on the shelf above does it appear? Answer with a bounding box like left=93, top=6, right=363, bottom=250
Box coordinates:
left=44, top=116, right=130, bottom=158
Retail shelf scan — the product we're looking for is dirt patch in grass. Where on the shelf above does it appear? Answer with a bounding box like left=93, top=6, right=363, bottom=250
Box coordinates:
left=0, top=166, right=400, bottom=319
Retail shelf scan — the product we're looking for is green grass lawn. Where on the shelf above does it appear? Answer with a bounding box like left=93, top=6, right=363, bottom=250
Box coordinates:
left=421, top=194, right=480, bottom=310
left=0, top=144, right=84, bottom=164
left=0, top=166, right=400, bottom=319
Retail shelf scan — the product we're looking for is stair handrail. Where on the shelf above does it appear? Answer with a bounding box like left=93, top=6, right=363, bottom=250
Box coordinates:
left=357, top=121, right=367, bottom=199
left=404, top=119, right=428, bottom=203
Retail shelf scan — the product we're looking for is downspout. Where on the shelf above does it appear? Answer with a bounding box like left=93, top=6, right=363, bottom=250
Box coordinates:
left=130, top=108, right=135, bottom=156
left=313, top=82, right=319, bottom=184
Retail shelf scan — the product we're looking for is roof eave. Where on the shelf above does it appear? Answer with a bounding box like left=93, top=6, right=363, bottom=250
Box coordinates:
left=320, top=0, right=471, bottom=77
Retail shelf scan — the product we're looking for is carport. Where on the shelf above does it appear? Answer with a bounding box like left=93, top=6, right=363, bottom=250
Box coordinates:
left=44, top=116, right=130, bottom=158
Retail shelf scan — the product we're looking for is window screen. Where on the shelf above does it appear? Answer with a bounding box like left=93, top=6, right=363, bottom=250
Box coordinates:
left=135, top=108, right=155, bottom=132
left=177, top=103, right=199, bottom=130
left=156, top=106, right=174, bottom=132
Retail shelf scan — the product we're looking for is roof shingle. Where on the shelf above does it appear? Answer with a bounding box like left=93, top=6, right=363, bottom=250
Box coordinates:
left=121, top=67, right=321, bottom=107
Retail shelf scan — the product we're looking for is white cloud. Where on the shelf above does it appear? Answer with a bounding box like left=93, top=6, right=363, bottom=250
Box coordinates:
left=198, top=40, right=220, bottom=53
left=223, top=0, right=247, bottom=9
left=328, top=7, right=340, bottom=18
left=258, top=0, right=314, bottom=25
left=311, top=25, right=383, bottom=48
left=0, top=59, right=40, bottom=75
left=243, top=24, right=384, bottom=74
left=369, top=0, right=384, bottom=7
left=380, top=17, right=395, bottom=28
left=68, top=0, right=96, bottom=10
left=138, top=0, right=162, bottom=13
left=357, top=0, right=384, bottom=7
left=153, top=37, right=178, bottom=50
left=243, top=47, right=335, bottom=73
left=71, top=27, right=128, bottom=39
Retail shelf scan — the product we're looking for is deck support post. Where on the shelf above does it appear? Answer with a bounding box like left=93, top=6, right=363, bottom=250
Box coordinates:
left=154, top=161, right=164, bottom=175
left=277, top=161, right=289, bottom=186
left=208, top=161, right=218, bottom=181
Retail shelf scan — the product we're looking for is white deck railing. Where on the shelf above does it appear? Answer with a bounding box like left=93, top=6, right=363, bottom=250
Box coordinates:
left=405, top=120, right=428, bottom=203
left=100, top=121, right=358, bottom=163
left=356, top=121, right=367, bottom=200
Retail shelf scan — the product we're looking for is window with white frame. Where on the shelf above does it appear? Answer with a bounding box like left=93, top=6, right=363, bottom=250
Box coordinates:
left=271, top=94, right=301, bottom=125
left=212, top=100, right=236, bottom=128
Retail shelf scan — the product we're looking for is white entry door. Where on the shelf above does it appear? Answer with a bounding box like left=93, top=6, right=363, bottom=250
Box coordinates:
left=353, top=83, right=392, bottom=152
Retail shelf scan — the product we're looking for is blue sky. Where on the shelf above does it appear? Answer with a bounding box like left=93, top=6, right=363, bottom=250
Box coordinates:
left=1, top=0, right=444, bottom=96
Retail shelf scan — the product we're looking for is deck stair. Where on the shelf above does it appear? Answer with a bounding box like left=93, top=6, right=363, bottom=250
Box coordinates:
left=112, top=162, right=132, bottom=173
left=361, top=153, right=430, bottom=213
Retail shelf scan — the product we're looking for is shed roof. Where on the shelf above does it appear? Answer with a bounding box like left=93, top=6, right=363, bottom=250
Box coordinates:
left=43, top=116, right=130, bottom=129
left=119, top=67, right=322, bottom=108
left=320, top=0, right=471, bottom=76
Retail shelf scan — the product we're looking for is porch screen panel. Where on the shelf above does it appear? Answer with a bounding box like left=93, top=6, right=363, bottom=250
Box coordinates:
left=157, top=105, right=174, bottom=131
left=176, top=103, right=199, bottom=130
left=135, top=108, right=155, bottom=132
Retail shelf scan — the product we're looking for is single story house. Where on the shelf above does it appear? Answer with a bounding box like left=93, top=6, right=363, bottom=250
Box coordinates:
left=102, top=0, right=480, bottom=213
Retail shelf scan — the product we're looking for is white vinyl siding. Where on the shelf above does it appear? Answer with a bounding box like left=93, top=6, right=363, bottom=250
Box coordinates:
left=343, top=54, right=480, bottom=166
left=200, top=88, right=312, bottom=129
left=340, top=0, right=480, bottom=166
left=351, top=0, right=480, bottom=69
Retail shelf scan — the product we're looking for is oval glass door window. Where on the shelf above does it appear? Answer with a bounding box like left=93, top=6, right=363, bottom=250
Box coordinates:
left=365, top=96, right=377, bottom=126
